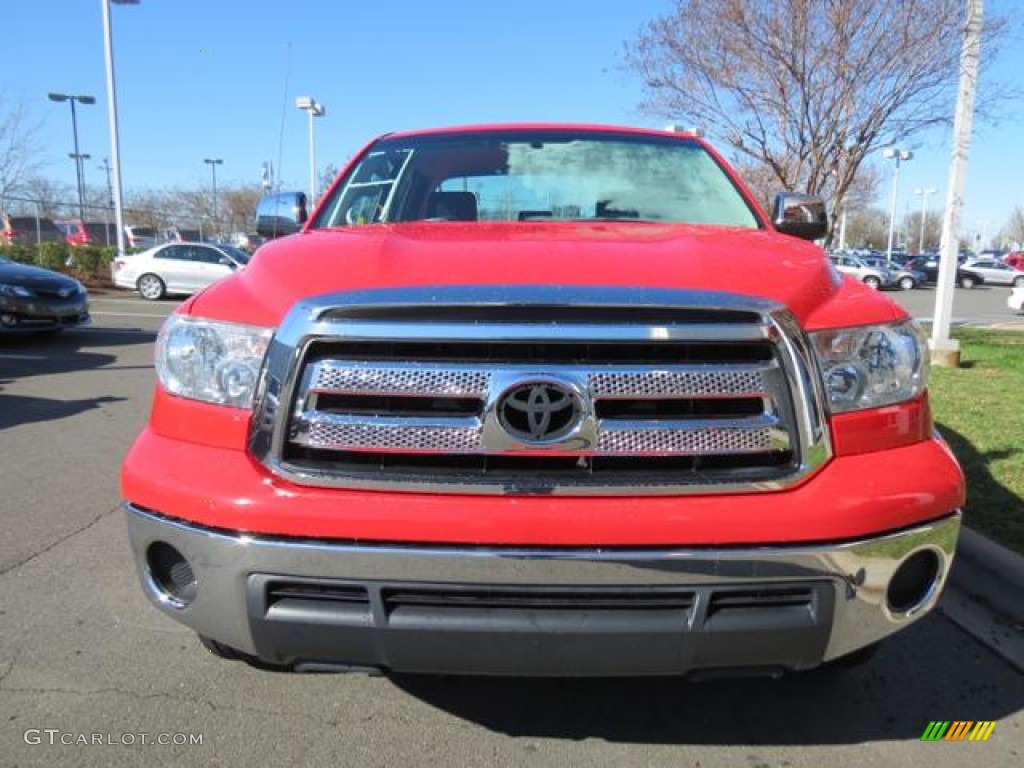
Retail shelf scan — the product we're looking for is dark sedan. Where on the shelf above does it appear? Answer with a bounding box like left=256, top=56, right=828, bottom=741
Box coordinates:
left=904, top=256, right=985, bottom=289
left=0, top=256, right=90, bottom=332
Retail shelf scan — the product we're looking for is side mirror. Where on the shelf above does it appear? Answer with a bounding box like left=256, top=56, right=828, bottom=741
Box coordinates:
left=771, top=193, right=828, bottom=241
left=255, top=191, right=309, bottom=239
left=218, top=257, right=235, bottom=268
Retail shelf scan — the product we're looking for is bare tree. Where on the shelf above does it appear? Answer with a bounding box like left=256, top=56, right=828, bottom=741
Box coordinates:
left=902, top=209, right=945, bottom=254
left=319, top=163, right=340, bottom=196
left=16, top=176, right=75, bottom=218
left=1003, top=206, right=1024, bottom=247
left=844, top=207, right=889, bottom=251
left=626, top=0, right=1009, bottom=238
left=221, top=186, right=262, bottom=233
left=736, top=158, right=880, bottom=218
left=0, top=96, right=43, bottom=204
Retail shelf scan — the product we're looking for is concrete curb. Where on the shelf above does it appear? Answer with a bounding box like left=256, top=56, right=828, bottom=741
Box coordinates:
left=952, top=526, right=1024, bottom=620
left=940, top=525, right=1024, bottom=671
left=956, top=527, right=1024, bottom=590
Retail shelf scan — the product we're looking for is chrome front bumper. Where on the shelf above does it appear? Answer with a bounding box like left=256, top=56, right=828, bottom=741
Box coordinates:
left=125, top=504, right=960, bottom=675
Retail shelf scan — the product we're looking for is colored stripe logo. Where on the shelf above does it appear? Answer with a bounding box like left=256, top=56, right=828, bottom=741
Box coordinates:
left=921, top=721, right=996, bottom=742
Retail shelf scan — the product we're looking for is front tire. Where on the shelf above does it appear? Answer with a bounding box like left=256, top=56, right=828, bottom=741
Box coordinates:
left=959, top=275, right=977, bottom=289
left=863, top=275, right=881, bottom=290
left=137, top=273, right=166, bottom=300
left=898, top=276, right=916, bottom=291
left=1013, top=275, right=1024, bottom=288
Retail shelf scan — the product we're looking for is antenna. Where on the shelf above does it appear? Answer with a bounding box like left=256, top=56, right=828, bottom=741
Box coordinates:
left=275, top=42, right=292, bottom=194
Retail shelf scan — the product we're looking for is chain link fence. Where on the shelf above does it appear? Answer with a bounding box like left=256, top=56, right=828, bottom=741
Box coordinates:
left=0, top=195, right=224, bottom=247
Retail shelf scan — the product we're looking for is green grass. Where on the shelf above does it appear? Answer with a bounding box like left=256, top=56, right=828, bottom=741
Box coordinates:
left=927, top=328, right=1024, bottom=554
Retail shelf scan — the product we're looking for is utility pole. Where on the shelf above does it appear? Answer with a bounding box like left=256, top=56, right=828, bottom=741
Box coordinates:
left=932, top=0, right=983, bottom=368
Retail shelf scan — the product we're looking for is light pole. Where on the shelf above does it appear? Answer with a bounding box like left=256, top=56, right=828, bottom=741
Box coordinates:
left=69, top=153, right=91, bottom=213
left=100, top=158, right=114, bottom=244
left=296, top=96, right=325, bottom=205
left=48, top=93, right=96, bottom=220
left=204, top=158, right=223, bottom=232
left=914, top=187, right=938, bottom=253
left=102, top=0, right=138, bottom=259
left=883, top=147, right=913, bottom=263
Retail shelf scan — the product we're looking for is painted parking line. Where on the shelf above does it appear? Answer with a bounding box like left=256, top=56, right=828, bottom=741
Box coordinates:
left=90, top=311, right=170, bottom=318
left=77, top=326, right=157, bottom=333
left=90, top=298, right=181, bottom=306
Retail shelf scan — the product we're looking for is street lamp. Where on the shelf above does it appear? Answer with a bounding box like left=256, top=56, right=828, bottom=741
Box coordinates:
left=883, top=147, right=913, bottom=263
left=914, top=187, right=938, bottom=253
left=204, top=158, right=223, bottom=231
left=296, top=96, right=325, bottom=205
left=69, top=153, right=91, bottom=212
left=102, top=0, right=139, bottom=259
left=48, top=93, right=96, bottom=220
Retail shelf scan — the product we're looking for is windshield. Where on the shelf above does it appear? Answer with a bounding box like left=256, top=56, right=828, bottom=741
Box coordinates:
left=217, top=245, right=251, bottom=264
left=313, top=130, right=759, bottom=229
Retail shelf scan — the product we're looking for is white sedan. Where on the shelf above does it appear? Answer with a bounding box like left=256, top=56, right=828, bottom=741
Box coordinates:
left=1009, top=285, right=1024, bottom=313
left=112, top=242, right=251, bottom=300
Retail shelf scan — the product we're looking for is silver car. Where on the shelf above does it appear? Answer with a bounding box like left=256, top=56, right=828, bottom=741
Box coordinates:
left=861, top=257, right=926, bottom=290
left=961, top=258, right=1024, bottom=287
left=112, top=242, right=250, bottom=300
left=829, top=254, right=893, bottom=289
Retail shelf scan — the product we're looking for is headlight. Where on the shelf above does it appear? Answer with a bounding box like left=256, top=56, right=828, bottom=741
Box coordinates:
left=810, top=320, right=928, bottom=412
left=155, top=315, right=273, bottom=408
left=0, top=283, right=33, bottom=298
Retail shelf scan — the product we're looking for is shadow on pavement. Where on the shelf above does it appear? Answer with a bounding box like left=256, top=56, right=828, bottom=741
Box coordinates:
left=0, top=393, right=126, bottom=431
left=0, top=327, right=151, bottom=431
left=388, top=612, right=1023, bottom=745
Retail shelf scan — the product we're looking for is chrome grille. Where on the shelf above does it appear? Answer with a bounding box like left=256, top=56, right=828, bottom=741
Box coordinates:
left=309, top=362, right=491, bottom=397
left=303, top=415, right=483, bottom=452
left=250, top=286, right=831, bottom=495
left=596, top=423, right=778, bottom=455
left=589, top=369, right=766, bottom=398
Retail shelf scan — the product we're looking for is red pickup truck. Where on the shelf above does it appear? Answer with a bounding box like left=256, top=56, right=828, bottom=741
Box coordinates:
left=121, top=124, right=964, bottom=677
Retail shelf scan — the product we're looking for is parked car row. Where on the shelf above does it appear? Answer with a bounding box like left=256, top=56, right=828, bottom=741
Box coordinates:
left=1, top=215, right=263, bottom=254
left=902, top=256, right=987, bottom=289
left=828, top=253, right=925, bottom=290
left=0, top=214, right=67, bottom=246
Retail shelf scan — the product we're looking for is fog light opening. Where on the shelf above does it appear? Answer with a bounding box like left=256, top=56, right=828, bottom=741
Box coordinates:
left=886, top=549, right=941, bottom=616
left=146, top=542, right=197, bottom=608
left=1, top=314, right=17, bottom=327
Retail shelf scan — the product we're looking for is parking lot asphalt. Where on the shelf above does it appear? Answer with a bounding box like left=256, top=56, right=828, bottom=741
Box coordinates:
left=887, top=283, right=1024, bottom=328
left=1, top=291, right=1022, bottom=767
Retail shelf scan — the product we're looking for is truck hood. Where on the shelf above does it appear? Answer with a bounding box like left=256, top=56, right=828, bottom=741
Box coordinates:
left=192, top=222, right=901, bottom=329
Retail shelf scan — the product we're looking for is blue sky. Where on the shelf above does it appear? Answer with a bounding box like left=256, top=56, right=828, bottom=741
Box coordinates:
left=3, top=0, right=1022, bottom=242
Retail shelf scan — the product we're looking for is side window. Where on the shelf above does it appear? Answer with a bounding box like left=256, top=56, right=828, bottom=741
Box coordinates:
left=191, top=246, right=223, bottom=265
left=155, top=245, right=187, bottom=261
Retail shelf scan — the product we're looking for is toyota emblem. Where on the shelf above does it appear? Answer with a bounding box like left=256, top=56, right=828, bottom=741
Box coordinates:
left=498, top=381, right=582, bottom=443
